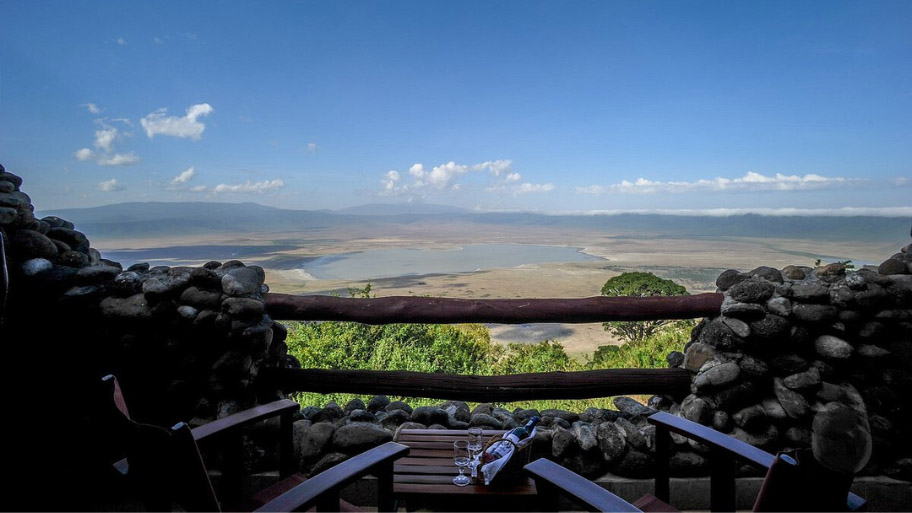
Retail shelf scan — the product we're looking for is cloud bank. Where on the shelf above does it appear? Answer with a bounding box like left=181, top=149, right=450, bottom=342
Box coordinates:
left=213, top=179, right=285, bottom=194
left=577, top=172, right=863, bottom=195
left=381, top=159, right=553, bottom=198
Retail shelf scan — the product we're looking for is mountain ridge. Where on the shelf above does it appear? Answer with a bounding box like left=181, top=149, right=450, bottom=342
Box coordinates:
left=37, top=201, right=912, bottom=243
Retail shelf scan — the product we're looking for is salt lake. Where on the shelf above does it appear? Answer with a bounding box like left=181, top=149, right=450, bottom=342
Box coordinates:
left=102, top=243, right=603, bottom=280
left=298, top=244, right=603, bottom=280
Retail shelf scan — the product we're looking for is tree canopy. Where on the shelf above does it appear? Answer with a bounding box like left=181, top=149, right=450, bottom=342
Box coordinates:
left=600, top=272, right=689, bottom=342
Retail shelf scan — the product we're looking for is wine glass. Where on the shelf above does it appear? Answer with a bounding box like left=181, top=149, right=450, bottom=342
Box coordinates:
left=453, top=440, right=471, bottom=486
left=467, top=427, right=483, bottom=472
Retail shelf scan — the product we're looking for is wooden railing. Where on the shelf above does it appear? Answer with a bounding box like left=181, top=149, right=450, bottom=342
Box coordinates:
left=263, top=292, right=722, bottom=401
left=264, top=293, right=722, bottom=324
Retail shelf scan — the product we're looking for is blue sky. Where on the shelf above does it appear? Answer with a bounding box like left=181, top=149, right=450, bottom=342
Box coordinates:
left=2, top=1, right=910, bottom=214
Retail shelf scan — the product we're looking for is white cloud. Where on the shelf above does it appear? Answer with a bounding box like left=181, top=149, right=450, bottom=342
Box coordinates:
left=116, top=37, right=126, bottom=45
left=97, top=178, right=124, bottom=192
left=577, top=171, right=864, bottom=195
left=74, top=148, right=94, bottom=161
left=213, top=179, right=285, bottom=194
left=153, top=36, right=164, bottom=44
left=516, top=182, right=555, bottom=194
left=94, top=127, right=118, bottom=152
left=83, top=103, right=100, bottom=114
left=409, top=163, right=425, bottom=178
left=306, top=142, right=318, bottom=153
left=473, top=159, right=513, bottom=176
left=892, top=177, right=911, bottom=186
left=170, top=166, right=196, bottom=185
left=74, top=121, right=140, bottom=166
left=98, top=153, right=140, bottom=166
left=141, top=103, right=213, bottom=140
left=403, top=162, right=469, bottom=190
left=381, top=170, right=401, bottom=193
left=576, top=185, right=606, bottom=194
left=427, top=162, right=469, bottom=189
left=190, top=185, right=208, bottom=192
left=380, top=158, right=526, bottom=197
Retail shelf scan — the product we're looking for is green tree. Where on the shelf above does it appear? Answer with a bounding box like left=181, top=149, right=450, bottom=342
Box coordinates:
left=600, top=272, right=688, bottom=342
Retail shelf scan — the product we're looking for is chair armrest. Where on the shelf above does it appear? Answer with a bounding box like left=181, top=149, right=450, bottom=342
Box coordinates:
left=647, top=411, right=774, bottom=467
left=254, top=441, right=410, bottom=513
left=191, top=399, right=300, bottom=443
left=524, top=458, right=642, bottom=512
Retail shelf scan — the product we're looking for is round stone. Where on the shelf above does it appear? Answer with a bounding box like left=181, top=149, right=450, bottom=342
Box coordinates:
left=766, top=297, right=792, bottom=316
left=221, top=266, right=265, bottom=296
left=58, top=250, right=89, bottom=267
left=792, top=304, right=838, bottom=323
left=46, top=227, right=89, bottom=254
left=596, top=421, right=626, bottom=464
left=176, top=305, right=199, bottom=320
left=728, top=278, right=776, bottom=304
left=749, top=266, right=784, bottom=283
left=781, top=265, right=809, bottom=280
left=344, top=398, right=367, bottom=413
left=12, top=229, right=58, bottom=259
left=716, top=270, right=750, bottom=291
left=21, top=258, right=53, bottom=276
left=879, top=258, right=907, bottom=275
left=0, top=207, right=16, bottom=224
left=783, top=367, right=821, bottom=389
left=694, top=362, right=741, bottom=390
left=411, top=406, right=449, bottom=426
left=221, top=297, right=266, bottom=318
left=180, top=286, right=223, bottom=309
left=790, top=282, right=831, bottom=302
left=773, top=378, right=809, bottom=418
left=814, top=335, right=854, bottom=359
left=722, top=317, right=750, bottom=338
left=100, top=293, right=153, bottom=321
left=613, top=397, right=656, bottom=418
left=552, top=428, right=575, bottom=458
left=680, top=395, right=712, bottom=425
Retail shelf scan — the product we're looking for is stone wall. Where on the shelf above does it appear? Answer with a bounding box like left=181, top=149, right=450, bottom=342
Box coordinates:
left=673, top=257, right=912, bottom=479
left=1, top=165, right=296, bottom=426
left=2, top=163, right=910, bottom=482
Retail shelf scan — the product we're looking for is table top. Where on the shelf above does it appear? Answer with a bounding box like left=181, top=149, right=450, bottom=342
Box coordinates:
left=393, top=429, right=537, bottom=502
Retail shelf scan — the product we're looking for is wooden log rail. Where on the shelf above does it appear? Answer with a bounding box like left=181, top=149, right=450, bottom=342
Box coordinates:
left=263, top=293, right=720, bottom=400
left=266, top=368, right=693, bottom=402
left=264, top=292, right=723, bottom=325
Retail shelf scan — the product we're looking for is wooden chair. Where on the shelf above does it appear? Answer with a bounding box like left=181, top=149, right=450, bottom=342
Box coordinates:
left=102, top=375, right=409, bottom=511
left=525, top=411, right=866, bottom=512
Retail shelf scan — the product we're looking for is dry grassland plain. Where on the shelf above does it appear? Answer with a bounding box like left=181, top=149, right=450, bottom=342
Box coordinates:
left=93, top=222, right=896, bottom=358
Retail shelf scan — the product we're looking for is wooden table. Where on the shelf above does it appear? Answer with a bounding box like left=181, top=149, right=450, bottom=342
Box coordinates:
left=393, top=429, right=538, bottom=511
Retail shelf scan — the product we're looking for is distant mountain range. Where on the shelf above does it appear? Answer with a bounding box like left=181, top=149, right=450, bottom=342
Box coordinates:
left=330, top=203, right=470, bottom=216
left=38, top=201, right=912, bottom=243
